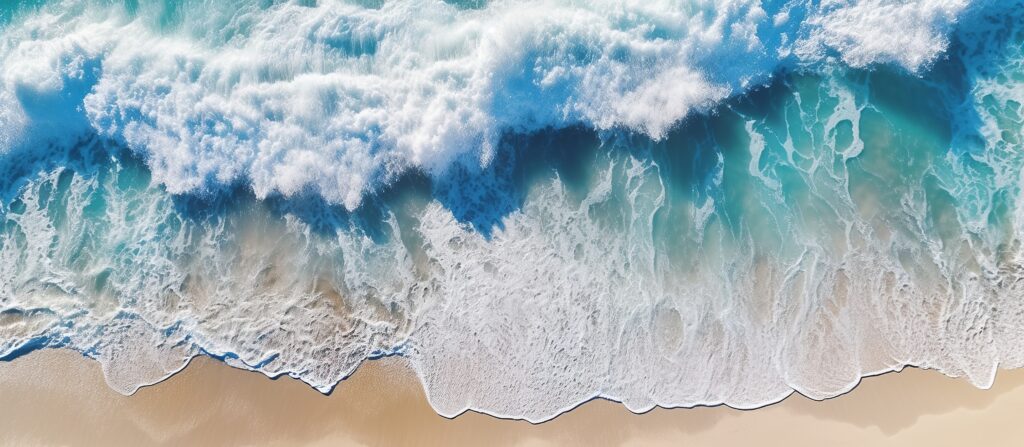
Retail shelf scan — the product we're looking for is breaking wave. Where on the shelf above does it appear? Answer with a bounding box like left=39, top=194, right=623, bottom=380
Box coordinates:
left=2, top=0, right=1024, bottom=422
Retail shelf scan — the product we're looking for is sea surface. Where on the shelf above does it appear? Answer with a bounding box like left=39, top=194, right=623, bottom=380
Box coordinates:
left=1, top=0, right=1023, bottom=421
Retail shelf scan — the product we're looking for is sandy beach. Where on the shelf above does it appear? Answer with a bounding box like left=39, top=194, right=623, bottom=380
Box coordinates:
left=1, top=349, right=1023, bottom=446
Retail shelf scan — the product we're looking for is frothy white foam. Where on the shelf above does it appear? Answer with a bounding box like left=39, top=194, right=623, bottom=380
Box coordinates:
left=0, top=0, right=977, bottom=208
left=795, top=0, right=970, bottom=70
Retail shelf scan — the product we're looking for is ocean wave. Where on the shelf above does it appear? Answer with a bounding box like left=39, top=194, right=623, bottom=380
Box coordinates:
left=2, top=0, right=1024, bottom=423
left=1, top=0, right=976, bottom=209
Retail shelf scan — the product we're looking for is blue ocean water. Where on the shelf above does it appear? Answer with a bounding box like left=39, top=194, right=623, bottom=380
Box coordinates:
left=1, top=0, right=1023, bottom=421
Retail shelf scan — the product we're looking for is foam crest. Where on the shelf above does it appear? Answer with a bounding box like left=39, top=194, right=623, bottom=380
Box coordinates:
left=795, top=0, right=971, bottom=70
left=0, top=0, right=982, bottom=208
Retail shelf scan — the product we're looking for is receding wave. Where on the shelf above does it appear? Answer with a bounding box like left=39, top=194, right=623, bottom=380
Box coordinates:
left=1, top=0, right=1024, bottom=422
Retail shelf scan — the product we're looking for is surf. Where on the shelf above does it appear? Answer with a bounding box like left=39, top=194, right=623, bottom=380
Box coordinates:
left=1, top=0, right=1023, bottom=422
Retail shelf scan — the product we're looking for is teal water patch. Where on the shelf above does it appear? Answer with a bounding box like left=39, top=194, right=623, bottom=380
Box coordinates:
left=0, top=0, right=45, bottom=28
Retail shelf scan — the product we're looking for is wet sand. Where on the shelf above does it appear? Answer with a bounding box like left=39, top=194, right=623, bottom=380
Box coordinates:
left=1, top=349, right=1024, bottom=446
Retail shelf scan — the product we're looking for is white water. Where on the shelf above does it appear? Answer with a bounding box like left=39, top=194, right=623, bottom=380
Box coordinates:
left=2, top=0, right=973, bottom=208
left=2, top=0, right=1024, bottom=424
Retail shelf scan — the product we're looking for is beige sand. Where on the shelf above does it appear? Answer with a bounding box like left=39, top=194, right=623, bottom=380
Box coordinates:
left=1, top=349, right=1024, bottom=446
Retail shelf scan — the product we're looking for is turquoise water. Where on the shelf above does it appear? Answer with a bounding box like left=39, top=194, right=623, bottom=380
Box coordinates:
left=1, top=0, right=1024, bottom=421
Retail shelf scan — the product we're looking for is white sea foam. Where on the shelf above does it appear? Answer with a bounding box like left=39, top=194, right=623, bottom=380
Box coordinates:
left=794, top=0, right=970, bottom=70
left=0, top=0, right=977, bottom=209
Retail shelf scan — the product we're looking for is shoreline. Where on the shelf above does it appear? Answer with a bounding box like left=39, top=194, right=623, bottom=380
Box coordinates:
left=3, top=349, right=1024, bottom=446
left=94, top=346, right=997, bottom=424
left=50, top=347, right=962, bottom=424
